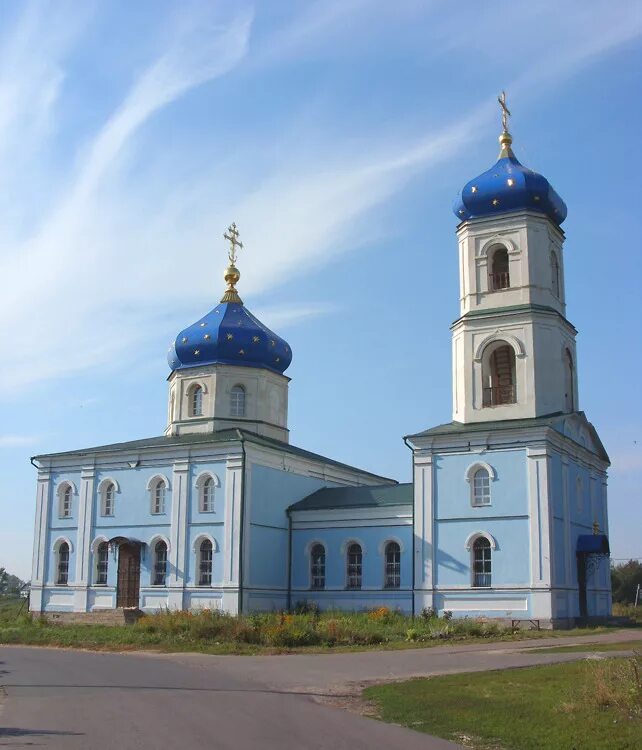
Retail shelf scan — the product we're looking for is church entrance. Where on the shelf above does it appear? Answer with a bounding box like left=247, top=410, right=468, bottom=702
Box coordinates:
left=117, top=543, right=141, bottom=608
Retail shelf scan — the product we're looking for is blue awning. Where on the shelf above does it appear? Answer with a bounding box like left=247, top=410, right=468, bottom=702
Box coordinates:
left=577, top=534, right=610, bottom=554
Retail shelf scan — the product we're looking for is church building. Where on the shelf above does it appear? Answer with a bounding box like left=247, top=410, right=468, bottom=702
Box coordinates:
left=30, top=101, right=612, bottom=627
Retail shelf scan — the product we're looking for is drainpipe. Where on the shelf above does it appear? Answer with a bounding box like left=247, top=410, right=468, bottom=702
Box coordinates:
left=286, top=509, right=293, bottom=612
left=236, top=431, right=247, bottom=615
left=403, top=436, right=416, bottom=618
left=30, top=456, right=40, bottom=469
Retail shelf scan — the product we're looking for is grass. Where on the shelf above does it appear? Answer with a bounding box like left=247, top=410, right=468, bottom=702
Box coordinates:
left=0, top=600, right=637, bottom=655
left=364, top=657, right=642, bottom=750
left=531, top=639, right=642, bottom=654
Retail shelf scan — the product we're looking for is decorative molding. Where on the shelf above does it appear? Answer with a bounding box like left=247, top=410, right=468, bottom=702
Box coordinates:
left=464, top=531, right=497, bottom=551
left=464, top=461, right=497, bottom=483
left=145, top=473, right=171, bottom=491
left=474, top=332, right=526, bottom=362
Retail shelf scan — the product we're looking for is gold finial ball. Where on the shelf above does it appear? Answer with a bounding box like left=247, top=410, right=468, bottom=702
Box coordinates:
left=224, top=264, right=240, bottom=286
left=499, top=130, right=513, bottom=148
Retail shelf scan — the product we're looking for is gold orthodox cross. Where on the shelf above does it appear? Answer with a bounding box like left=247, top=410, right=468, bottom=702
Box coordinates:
left=224, top=222, right=243, bottom=264
left=497, top=90, right=511, bottom=132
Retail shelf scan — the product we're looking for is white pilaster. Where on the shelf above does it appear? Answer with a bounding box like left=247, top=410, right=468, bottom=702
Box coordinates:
left=223, top=454, right=243, bottom=586
left=74, top=466, right=96, bottom=612
left=30, top=470, right=51, bottom=612
left=527, top=446, right=552, bottom=587
left=413, top=453, right=434, bottom=595
left=168, top=459, right=189, bottom=609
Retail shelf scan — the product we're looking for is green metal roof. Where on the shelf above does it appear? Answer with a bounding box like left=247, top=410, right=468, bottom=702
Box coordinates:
left=32, top=429, right=396, bottom=482
left=405, top=411, right=609, bottom=463
left=289, top=482, right=412, bottom=512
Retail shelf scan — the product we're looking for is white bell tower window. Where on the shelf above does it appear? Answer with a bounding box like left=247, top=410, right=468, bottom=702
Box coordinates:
left=189, top=384, right=203, bottom=417
left=482, top=342, right=516, bottom=407
left=472, top=468, right=491, bottom=506
left=551, top=251, right=561, bottom=298
left=489, top=247, right=510, bottom=291
left=230, top=385, right=246, bottom=417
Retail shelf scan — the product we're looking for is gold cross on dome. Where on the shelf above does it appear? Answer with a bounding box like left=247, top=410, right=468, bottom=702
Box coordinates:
left=497, top=91, right=511, bottom=132
left=224, top=222, right=243, bottom=264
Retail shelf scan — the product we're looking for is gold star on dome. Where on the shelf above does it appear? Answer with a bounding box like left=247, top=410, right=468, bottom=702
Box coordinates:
left=194, top=349, right=200, bottom=356
left=182, top=337, right=188, bottom=343
left=252, top=336, right=260, bottom=343
left=492, top=198, right=499, bottom=206
left=506, top=178, right=514, bottom=186
left=239, top=348, right=245, bottom=355
left=533, top=195, right=540, bottom=201
left=270, top=340, right=276, bottom=347
left=204, top=334, right=211, bottom=340
left=275, top=357, right=280, bottom=363
left=471, top=186, right=478, bottom=193
left=227, top=333, right=233, bottom=341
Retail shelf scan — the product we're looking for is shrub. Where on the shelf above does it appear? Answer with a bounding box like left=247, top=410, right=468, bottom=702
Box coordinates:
left=420, top=607, right=436, bottom=621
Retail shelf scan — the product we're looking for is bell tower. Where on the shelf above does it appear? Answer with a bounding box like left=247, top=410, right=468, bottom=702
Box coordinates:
left=451, top=95, right=579, bottom=424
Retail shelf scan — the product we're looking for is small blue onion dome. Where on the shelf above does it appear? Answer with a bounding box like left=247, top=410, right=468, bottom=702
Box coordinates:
left=453, top=130, right=567, bottom=225
left=168, top=225, right=292, bottom=375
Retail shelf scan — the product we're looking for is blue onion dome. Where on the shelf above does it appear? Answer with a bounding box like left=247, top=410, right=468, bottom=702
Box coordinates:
left=168, top=224, right=292, bottom=375
left=453, top=128, right=567, bottom=225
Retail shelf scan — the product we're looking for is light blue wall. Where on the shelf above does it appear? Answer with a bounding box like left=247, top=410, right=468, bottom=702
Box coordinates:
left=247, top=465, right=335, bottom=589
left=432, top=450, right=530, bottom=587
left=291, top=523, right=412, bottom=591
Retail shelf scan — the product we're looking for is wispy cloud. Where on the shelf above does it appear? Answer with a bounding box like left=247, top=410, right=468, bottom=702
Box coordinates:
left=0, top=434, right=39, bottom=448
left=0, top=0, right=639, bottom=394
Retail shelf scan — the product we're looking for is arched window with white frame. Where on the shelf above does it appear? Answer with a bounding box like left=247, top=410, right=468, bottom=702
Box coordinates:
left=198, top=539, right=213, bottom=586
left=150, top=478, right=167, bottom=515
left=489, top=246, right=510, bottom=291
left=58, top=483, right=73, bottom=518
left=189, top=384, right=203, bottom=417
left=100, top=481, right=116, bottom=517
left=200, top=477, right=216, bottom=513
left=310, top=544, right=325, bottom=590
left=564, top=348, right=575, bottom=413
left=472, top=537, right=491, bottom=587
left=153, top=540, right=168, bottom=586
left=482, top=341, right=517, bottom=407
left=95, top=542, right=109, bottom=585
left=346, top=542, right=362, bottom=590
left=230, top=385, right=246, bottom=417
left=56, top=542, right=70, bottom=585
left=472, top=468, right=491, bottom=506
left=384, top=541, right=401, bottom=589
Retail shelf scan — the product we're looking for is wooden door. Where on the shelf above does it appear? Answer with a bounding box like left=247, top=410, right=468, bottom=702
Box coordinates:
left=117, top=543, right=141, bottom=608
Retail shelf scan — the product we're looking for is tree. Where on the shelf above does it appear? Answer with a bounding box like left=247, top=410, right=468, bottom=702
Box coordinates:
left=0, top=567, right=25, bottom=597
left=611, top=560, right=642, bottom=603
left=0, top=567, right=7, bottom=594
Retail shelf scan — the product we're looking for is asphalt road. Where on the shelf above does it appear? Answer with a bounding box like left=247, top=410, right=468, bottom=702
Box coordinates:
left=1, top=630, right=639, bottom=749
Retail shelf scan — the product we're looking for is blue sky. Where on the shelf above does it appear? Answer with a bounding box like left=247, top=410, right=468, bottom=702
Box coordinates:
left=1, top=0, right=640, bottom=580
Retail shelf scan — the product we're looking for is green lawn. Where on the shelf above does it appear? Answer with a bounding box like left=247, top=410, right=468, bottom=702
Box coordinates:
left=364, top=661, right=642, bottom=750
left=531, top=639, right=642, bottom=654
left=1, top=599, right=639, bottom=656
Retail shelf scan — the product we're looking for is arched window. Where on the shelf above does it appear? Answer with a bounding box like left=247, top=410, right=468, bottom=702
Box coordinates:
left=230, top=385, right=246, bottom=417
left=200, top=476, right=216, bottom=513
left=190, top=385, right=203, bottom=417
left=57, top=542, right=70, bottom=585
left=101, top=482, right=115, bottom=516
left=198, top=539, right=213, bottom=586
left=384, top=541, right=401, bottom=589
left=58, top=484, right=73, bottom=518
left=151, top=479, right=166, bottom=515
left=564, top=349, right=575, bottom=412
left=482, top=343, right=516, bottom=407
left=472, top=537, right=491, bottom=587
left=153, top=541, right=168, bottom=586
left=551, top=252, right=560, bottom=298
left=310, top=544, right=325, bottom=590
left=95, top=542, right=109, bottom=585
left=472, top=468, right=491, bottom=506
left=489, top=247, right=510, bottom=291
left=346, top=543, right=362, bottom=590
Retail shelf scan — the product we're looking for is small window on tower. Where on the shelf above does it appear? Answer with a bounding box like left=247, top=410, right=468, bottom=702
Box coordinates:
left=230, top=385, right=246, bottom=417
left=189, top=385, right=203, bottom=417
left=472, top=468, right=491, bottom=506
left=551, top=252, right=561, bottom=298
left=489, top=247, right=510, bottom=291
left=482, top=343, right=516, bottom=407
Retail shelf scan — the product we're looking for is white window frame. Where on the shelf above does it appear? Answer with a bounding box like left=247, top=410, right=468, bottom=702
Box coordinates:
left=57, top=482, right=76, bottom=519
left=152, top=540, right=168, bottom=586
left=383, top=540, right=401, bottom=589
left=53, top=538, right=72, bottom=586
left=465, top=462, right=496, bottom=507
left=195, top=472, right=220, bottom=513
left=95, top=541, right=109, bottom=585
left=230, top=385, right=246, bottom=418
left=345, top=542, right=363, bottom=590
left=309, top=543, right=326, bottom=590
left=471, top=537, right=492, bottom=588
left=147, top=475, right=170, bottom=516
left=198, top=538, right=213, bottom=586
left=188, top=383, right=204, bottom=417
